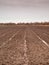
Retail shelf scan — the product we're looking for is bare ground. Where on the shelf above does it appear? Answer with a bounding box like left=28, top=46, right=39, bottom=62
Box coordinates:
left=0, top=25, right=49, bottom=65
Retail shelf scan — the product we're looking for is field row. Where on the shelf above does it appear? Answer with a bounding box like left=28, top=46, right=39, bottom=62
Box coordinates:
left=0, top=25, right=49, bottom=65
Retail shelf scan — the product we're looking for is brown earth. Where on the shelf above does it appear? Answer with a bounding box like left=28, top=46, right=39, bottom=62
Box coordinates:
left=0, top=25, right=49, bottom=65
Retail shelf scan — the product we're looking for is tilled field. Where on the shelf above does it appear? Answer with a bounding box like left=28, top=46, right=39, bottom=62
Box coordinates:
left=0, top=25, right=49, bottom=65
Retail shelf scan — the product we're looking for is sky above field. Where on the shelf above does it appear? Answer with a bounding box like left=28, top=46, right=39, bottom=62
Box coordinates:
left=0, top=0, right=49, bottom=23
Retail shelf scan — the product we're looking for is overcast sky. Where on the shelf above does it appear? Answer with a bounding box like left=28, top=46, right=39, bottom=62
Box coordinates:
left=0, top=0, right=49, bottom=23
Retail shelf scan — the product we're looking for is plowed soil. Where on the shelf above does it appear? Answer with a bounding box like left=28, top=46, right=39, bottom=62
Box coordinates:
left=0, top=25, right=49, bottom=65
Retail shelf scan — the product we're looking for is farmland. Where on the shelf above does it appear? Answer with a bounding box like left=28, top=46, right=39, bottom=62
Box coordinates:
left=0, top=24, right=49, bottom=65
